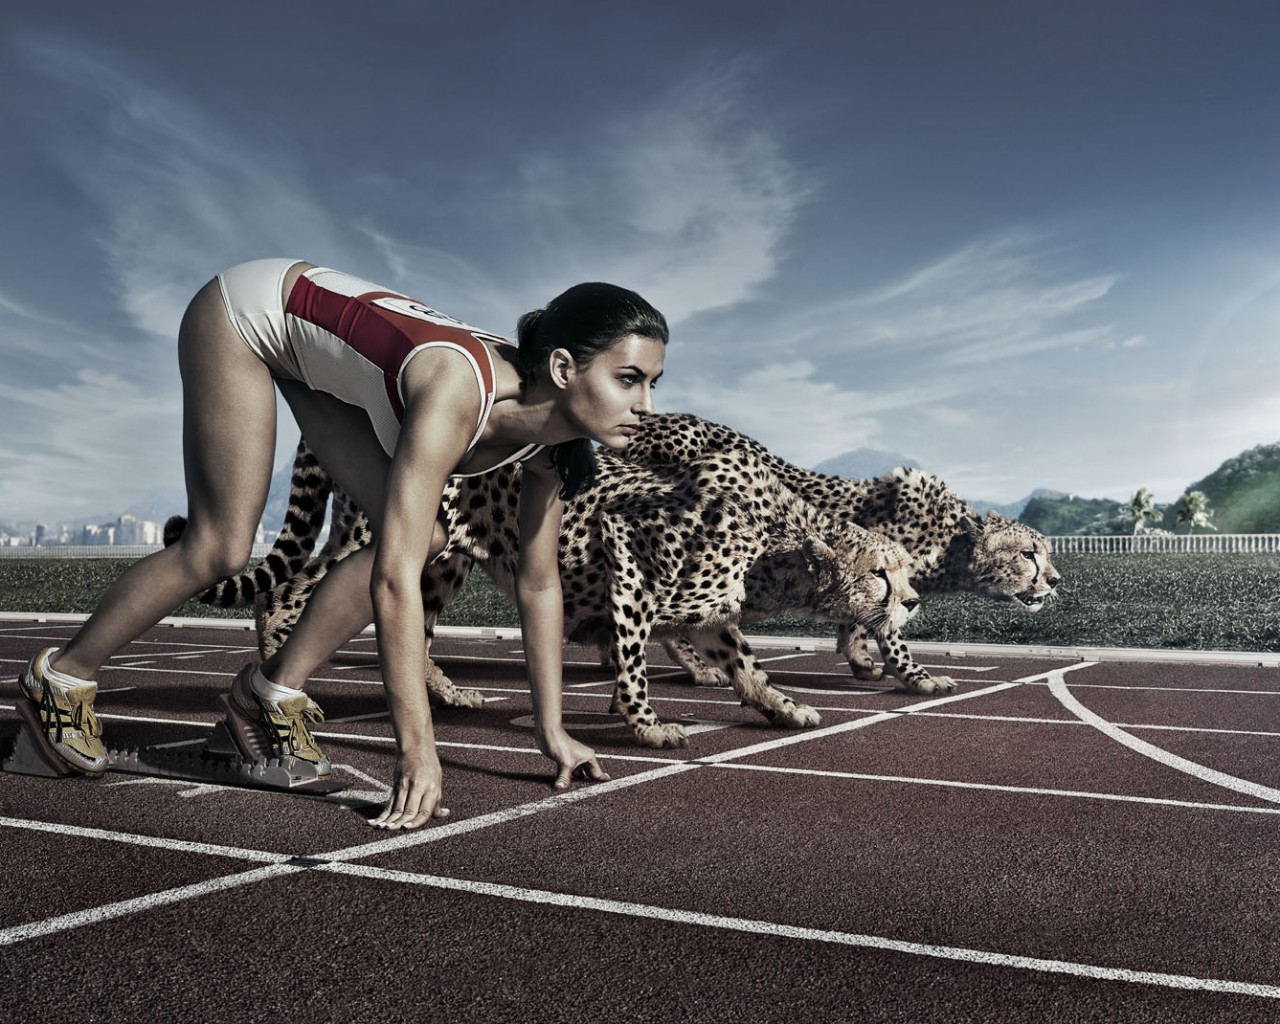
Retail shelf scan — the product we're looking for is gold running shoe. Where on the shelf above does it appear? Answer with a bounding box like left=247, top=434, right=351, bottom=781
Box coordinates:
left=219, top=665, right=331, bottom=780
left=18, top=648, right=109, bottom=776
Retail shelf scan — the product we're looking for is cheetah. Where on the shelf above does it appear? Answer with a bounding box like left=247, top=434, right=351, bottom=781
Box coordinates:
left=621, top=412, right=1063, bottom=693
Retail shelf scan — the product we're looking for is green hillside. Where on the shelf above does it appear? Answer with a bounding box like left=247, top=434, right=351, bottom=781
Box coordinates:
left=1159, top=442, right=1280, bottom=533
left=1017, top=495, right=1125, bottom=535
left=1014, top=442, right=1280, bottom=535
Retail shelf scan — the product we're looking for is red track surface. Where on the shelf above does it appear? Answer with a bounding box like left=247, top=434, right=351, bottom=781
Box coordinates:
left=2, top=616, right=1278, bottom=1023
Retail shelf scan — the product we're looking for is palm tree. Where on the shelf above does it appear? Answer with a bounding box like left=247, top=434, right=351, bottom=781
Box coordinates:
left=1175, top=491, right=1217, bottom=533
left=1128, top=487, right=1156, bottom=534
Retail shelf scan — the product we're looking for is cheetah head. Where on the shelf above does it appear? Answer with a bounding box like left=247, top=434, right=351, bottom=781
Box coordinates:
left=966, top=513, right=1062, bottom=611
left=803, top=531, right=920, bottom=638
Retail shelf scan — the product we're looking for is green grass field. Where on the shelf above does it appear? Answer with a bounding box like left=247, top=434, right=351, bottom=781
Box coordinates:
left=2, top=552, right=1277, bottom=653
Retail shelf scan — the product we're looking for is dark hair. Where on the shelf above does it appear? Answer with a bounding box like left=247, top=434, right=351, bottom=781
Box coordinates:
left=516, top=282, right=668, bottom=500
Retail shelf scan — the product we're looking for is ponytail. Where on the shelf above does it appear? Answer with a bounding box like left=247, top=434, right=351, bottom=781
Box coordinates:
left=549, top=439, right=598, bottom=501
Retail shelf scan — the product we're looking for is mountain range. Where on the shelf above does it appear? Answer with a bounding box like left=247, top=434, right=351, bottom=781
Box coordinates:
left=812, top=448, right=1054, bottom=519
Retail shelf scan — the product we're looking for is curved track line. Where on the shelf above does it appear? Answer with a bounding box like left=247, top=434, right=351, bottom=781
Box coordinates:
left=1047, top=672, right=1280, bottom=806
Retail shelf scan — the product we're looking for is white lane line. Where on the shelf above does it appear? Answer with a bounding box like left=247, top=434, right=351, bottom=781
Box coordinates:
left=0, top=816, right=286, bottom=863
left=332, top=763, right=391, bottom=793
left=97, top=711, right=218, bottom=727
left=1114, top=722, right=1280, bottom=739
left=105, top=777, right=236, bottom=799
left=318, top=861, right=1280, bottom=1000
left=0, top=863, right=305, bottom=947
left=1033, top=681, right=1280, bottom=697
left=1048, top=672, right=1280, bottom=806
left=110, top=648, right=226, bottom=660
left=0, top=658, right=233, bottom=678
left=911, top=710, right=1280, bottom=739
left=712, top=763, right=1280, bottom=816
left=325, top=711, right=390, bottom=725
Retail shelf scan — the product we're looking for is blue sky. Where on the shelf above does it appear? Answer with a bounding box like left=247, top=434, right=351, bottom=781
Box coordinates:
left=2, top=0, right=1278, bottom=523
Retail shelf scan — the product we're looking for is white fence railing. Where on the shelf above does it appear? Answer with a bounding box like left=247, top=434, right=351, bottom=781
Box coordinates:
left=0, top=543, right=278, bottom=560
left=1048, top=533, right=1280, bottom=554
left=4, top=535, right=1280, bottom=558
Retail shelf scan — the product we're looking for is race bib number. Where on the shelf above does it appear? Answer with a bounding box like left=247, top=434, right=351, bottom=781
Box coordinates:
left=371, top=296, right=507, bottom=346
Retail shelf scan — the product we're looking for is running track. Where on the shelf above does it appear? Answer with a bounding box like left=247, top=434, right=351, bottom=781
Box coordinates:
left=1, top=613, right=1278, bottom=1023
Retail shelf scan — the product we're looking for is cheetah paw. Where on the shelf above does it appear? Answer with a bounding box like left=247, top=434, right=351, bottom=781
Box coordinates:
left=427, top=685, right=486, bottom=709
left=632, top=722, right=689, bottom=749
left=899, top=674, right=957, bottom=695
left=772, top=703, right=821, bottom=729
left=688, top=667, right=731, bottom=687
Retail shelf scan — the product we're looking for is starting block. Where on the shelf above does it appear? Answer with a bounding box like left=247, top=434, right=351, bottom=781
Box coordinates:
left=3, top=699, right=346, bottom=795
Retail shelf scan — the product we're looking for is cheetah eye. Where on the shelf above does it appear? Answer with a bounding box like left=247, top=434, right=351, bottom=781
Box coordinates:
left=1021, top=549, right=1037, bottom=560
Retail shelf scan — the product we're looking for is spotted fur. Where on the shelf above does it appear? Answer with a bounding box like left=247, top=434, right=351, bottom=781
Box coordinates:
left=190, top=443, right=920, bottom=747
left=623, top=413, right=1063, bottom=692
left=163, top=440, right=335, bottom=608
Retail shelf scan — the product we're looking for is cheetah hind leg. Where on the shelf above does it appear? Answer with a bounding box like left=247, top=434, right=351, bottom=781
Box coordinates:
left=424, top=650, right=485, bottom=709
left=687, top=627, right=819, bottom=730
left=421, top=552, right=485, bottom=709
left=837, top=622, right=884, bottom=681
left=662, top=636, right=730, bottom=687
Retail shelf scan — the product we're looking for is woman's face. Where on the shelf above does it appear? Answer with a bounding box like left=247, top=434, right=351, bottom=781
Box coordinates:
left=562, top=333, right=666, bottom=450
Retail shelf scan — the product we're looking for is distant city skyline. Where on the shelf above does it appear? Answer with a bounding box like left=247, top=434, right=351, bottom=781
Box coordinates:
left=2, top=2, right=1279, bottom=522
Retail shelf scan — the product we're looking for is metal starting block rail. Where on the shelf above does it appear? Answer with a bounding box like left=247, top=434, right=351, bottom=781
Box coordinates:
left=2, top=700, right=346, bottom=796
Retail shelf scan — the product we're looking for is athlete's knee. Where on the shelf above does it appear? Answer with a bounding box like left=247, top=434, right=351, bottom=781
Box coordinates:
left=429, top=520, right=449, bottom=559
left=173, top=526, right=255, bottom=584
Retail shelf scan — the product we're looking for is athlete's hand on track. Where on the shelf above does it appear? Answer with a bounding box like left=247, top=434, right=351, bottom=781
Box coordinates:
left=536, top=725, right=611, bottom=790
left=371, top=751, right=449, bottom=830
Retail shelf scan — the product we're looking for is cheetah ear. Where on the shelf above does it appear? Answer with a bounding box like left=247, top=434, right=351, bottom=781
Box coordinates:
left=802, top=537, right=836, bottom=574
left=960, top=513, right=985, bottom=537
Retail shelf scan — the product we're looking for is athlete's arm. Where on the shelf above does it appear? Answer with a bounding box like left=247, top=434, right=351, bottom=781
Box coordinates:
left=368, top=353, right=478, bottom=830
left=516, top=451, right=610, bottom=789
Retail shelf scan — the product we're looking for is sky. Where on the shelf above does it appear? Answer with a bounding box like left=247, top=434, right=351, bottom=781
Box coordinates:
left=2, top=0, right=1278, bottom=524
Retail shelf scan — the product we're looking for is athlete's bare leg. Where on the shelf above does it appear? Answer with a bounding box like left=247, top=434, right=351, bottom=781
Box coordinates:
left=51, top=278, right=278, bottom=680
left=261, top=382, right=446, bottom=690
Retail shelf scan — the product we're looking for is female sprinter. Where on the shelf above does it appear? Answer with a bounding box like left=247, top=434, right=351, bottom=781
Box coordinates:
left=18, top=258, right=668, bottom=830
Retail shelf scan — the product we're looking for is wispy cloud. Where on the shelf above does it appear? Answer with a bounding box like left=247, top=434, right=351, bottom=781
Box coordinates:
left=500, top=57, right=808, bottom=323
left=797, top=231, right=1124, bottom=366
left=0, top=364, right=184, bottom=521
left=19, top=35, right=350, bottom=340
left=348, top=58, right=811, bottom=332
left=658, top=358, right=963, bottom=468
